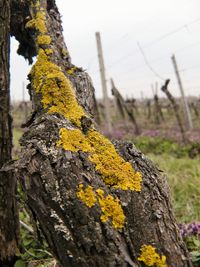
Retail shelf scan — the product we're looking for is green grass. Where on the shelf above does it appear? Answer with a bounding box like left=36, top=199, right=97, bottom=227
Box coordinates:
left=148, top=153, right=200, bottom=223
left=13, top=128, right=23, bottom=148
left=13, top=128, right=23, bottom=159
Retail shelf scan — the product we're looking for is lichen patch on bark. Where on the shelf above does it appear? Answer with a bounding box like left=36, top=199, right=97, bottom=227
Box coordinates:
left=58, top=127, right=142, bottom=191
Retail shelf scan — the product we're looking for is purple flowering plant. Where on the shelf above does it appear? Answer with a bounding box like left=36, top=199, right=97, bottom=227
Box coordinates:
left=179, top=222, right=200, bottom=266
left=179, top=222, right=200, bottom=238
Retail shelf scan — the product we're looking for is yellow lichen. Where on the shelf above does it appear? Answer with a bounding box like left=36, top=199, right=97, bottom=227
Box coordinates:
left=31, top=1, right=40, bottom=7
left=30, top=49, right=85, bottom=126
left=62, top=48, right=68, bottom=57
left=96, top=189, right=125, bottom=229
left=76, top=185, right=125, bottom=229
left=67, top=67, right=77, bottom=75
left=77, top=184, right=96, bottom=208
left=138, top=245, right=167, bottom=267
left=25, top=10, right=47, bottom=34
left=30, top=0, right=142, bottom=193
left=26, top=0, right=48, bottom=37
left=28, top=1, right=85, bottom=126
left=37, top=35, right=52, bottom=45
left=57, top=128, right=93, bottom=152
left=57, top=127, right=142, bottom=191
left=45, top=48, right=53, bottom=55
left=88, top=130, right=142, bottom=191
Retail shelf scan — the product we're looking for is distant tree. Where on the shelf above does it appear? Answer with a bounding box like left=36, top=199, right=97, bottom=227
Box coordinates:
left=8, top=0, right=193, bottom=266
left=0, top=0, right=19, bottom=266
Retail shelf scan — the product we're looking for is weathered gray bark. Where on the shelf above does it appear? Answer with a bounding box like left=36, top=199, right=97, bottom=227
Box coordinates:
left=10, top=115, right=191, bottom=267
left=9, top=1, right=193, bottom=266
left=10, top=0, right=96, bottom=120
left=0, top=0, right=19, bottom=265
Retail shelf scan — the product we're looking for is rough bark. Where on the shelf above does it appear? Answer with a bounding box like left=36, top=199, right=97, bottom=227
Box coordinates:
left=10, top=0, right=97, bottom=120
left=0, top=0, right=19, bottom=265
left=9, top=1, right=193, bottom=266
left=8, top=115, right=191, bottom=267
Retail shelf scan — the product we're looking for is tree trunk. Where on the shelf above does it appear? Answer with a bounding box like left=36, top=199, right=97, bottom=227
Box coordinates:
left=9, top=1, right=193, bottom=266
left=10, top=0, right=97, bottom=119
left=0, top=0, right=19, bottom=266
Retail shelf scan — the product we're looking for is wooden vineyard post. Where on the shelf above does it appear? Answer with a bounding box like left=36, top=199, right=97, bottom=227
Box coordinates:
left=171, top=54, right=193, bottom=130
left=95, top=32, right=112, bottom=134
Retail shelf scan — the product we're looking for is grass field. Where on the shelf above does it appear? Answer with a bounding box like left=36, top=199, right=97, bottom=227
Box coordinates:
left=13, top=128, right=22, bottom=146
left=148, top=153, right=200, bottom=223
left=140, top=141, right=200, bottom=265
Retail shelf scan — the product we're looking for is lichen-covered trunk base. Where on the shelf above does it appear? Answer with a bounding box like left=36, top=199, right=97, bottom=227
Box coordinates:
left=12, top=114, right=192, bottom=267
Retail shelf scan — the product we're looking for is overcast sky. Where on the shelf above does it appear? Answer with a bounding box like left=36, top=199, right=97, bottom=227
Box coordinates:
left=10, top=0, right=200, bottom=101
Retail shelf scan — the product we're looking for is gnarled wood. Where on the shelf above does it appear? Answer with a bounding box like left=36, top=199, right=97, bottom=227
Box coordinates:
left=10, top=1, right=193, bottom=266
left=10, top=0, right=97, bottom=120
left=11, top=113, right=192, bottom=267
